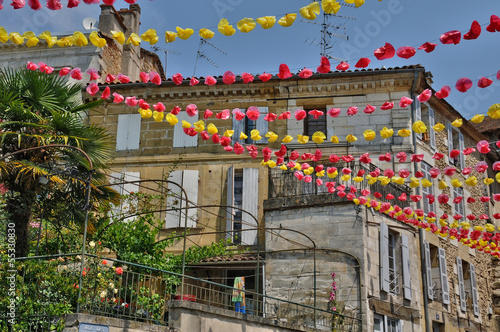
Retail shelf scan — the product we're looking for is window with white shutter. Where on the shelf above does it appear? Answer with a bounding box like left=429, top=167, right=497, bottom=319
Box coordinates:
left=401, top=234, right=412, bottom=300
left=326, top=105, right=335, bottom=140
left=165, top=170, right=199, bottom=228
left=421, top=162, right=435, bottom=216
left=380, top=222, right=390, bottom=293
left=110, top=171, right=140, bottom=222
left=453, top=187, right=465, bottom=217
left=415, top=99, right=422, bottom=140
left=447, top=122, right=453, bottom=160
left=256, top=107, right=269, bottom=144
left=429, top=108, right=436, bottom=150
left=232, top=110, right=246, bottom=145
left=438, top=248, right=450, bottom=305
left=173, top=112, right=198, bottom=148
left=457, top=257, right=466, bottom=312
left=424, top=241, right=434, bottom=300
left=116, top=114, right=141, bottom=150
left=232, top=107, right=269, bottom=144
left=470, top=263, right=479, bottom=317
left=459, top=133, right=465, bottom=170
left=226, top=166, right=235, bottom=240
left=241, top=168, right=259, bottom=245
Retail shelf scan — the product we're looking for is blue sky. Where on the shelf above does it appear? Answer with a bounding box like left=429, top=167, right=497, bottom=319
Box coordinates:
left=1, top=0, right=500, bottom=119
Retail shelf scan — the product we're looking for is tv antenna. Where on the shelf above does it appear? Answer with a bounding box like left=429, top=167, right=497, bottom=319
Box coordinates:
left=82, top=17, right=98, bottom=30
left=304, top=7, right=356, bottom=62
left=150, top=46, right=181, bottom=78
left=193, top=38, right=228, bottom=77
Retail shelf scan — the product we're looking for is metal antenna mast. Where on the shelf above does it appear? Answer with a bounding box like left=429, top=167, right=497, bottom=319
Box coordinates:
left=193, top=38, right=228, bottom=77
left=150, top=46, right=181, bottom=78
left=303, top=7, right=356, bottom=62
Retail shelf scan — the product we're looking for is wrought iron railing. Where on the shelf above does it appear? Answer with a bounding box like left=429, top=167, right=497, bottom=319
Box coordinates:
left=0, top=253, right=361, bottom=331
left=268, top=161, right=410, bottom=201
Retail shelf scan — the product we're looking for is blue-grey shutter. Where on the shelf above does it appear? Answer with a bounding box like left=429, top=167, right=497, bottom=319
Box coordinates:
left=241, top=168, right=259, bottom=245
left=122, top=172, right=140, bottom=222
left=429, top=108, right=436, bottom=150
left=232, top=109, right=245, bottom=145
left=173, top=112, right=198, bottom=148
left=116, top=114, right=141, bottom=150
left=256, top=107, right=269, bottom=143
left=401, top=233, right=412, bottom=300
left=438, top=248, right=450, bottom=305
left=287, top=108, right=303, bottom=138
left=165, top=170, right=183, bottom=228
left=457, top=257, right=466, bottom=312
left=182, top=170, right=199, bottom=228
left=470, top=263, right=479, bottom=317
left=380, top=222, right=390, bottom=293
left=459, top=132, right=465, bottom=170
left=415, top=99, right=422, bottom=140
left=424, top=241, right=433, bottom=300
left=447, top=122, right=453, bottom=164
left=326, top=105, right=335, bottom=140
left=226, top=166, right=234, bottom=240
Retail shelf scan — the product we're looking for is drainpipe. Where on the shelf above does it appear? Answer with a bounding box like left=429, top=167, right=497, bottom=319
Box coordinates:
left=411, top=69, right=430, bottom=332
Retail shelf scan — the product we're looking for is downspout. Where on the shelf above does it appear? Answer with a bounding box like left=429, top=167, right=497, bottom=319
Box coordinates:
left=411, top=68, right=430, bottom=332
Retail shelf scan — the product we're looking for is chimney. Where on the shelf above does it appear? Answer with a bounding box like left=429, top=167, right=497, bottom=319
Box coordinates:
left=118, top=4, right=141, bottom=81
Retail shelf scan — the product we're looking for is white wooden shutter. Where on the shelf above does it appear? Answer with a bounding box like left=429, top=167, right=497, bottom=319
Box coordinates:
left=116, top=114, right=141, bottom=150
left=380, top=222, right=390, bottom=293
left=226, top=166, right=234, bottom=240
left=165, top=171, right=183, bottom=228
left=287, top=107, right=304, bottom=138
left=415, top=100, right=422, bottom=140
left=182, top=170, right=199, bottom=228
left=438, top=247, right=450, bottom=305
left=429, top=108, right=436, bottom=150
left=173, top=112, right=198, bottom=148
left=447, top=123, right=453, bottom=164
left=326, top=105, right=335, bottom=139
left=457, top=257, right=466, bottom=312
left=232, top=109, right=246, bottom=144
left=424, top=241, right=433, bottom=300
left=241, top=168, right=259, bottom=245
left=401, top=234, right=412, bottom=300
left=256, top=107, right=269, bottom=143
left=459, top=132, right=465, bottom=170
left=470, top=263, right=479, bottom=317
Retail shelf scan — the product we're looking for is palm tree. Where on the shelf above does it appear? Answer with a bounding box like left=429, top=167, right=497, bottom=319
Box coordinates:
left=0, top=67, right=119, bottom=257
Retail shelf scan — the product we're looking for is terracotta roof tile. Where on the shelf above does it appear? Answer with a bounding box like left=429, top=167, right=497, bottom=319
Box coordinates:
left=471, top=116, right=500, bottom=134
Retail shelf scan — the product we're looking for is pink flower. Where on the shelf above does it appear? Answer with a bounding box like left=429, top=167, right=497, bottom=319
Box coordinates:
left=374, top=42, right=395, bottom=60
left=309, top=109, right=324, bottom=119
left=435, top=86, right=451, bottom=99
left=172, top=73, right=183, bottom=85
left=138, top=99, right=149, bottom=109
left=216, top=109, right=230, bottom=120
left=125, top=96, right=138, bottom=107
left=186, top=104, right=198, bottom=117
left=336, top=61, right=349, bottom=71
left=150, top=71, right=162, bottom=85
left=477, top=140, right=491, bottom=154
left=259, top=72, right=272, bottom=82
left=363, top=104, right=376, bottom=114
left=140, top=72, right=149, bottom=83
left=222, top=71, right=236, bottom=85
left=298, top=68, right=313, bottom=78
left=26, top=61, right=38, bottom=71
left=396, top=46, right=416, bottom=59
left=59, top=67, right=71, bottom=77
left=116, top=267, right=123, bottom=275
left=355, top=57, right=370, bottom=68
left=294, top=109, right=307, bottom=121
left=205, top=75, right=217, bottom=86
left=100, top=86, right=110, bottom=99
left=317, top=56, right=331, bottom=74
left=418, top=42, right=437, bottom=53
left=86, top=83, right=99, bottom=96
left=154, top=102, right=166, bottom=112
left=277, top=63, right=292, bottom=79
left=246, top=107, right=261, bottom=121
left=70, top=68, right=82, bottom=80
left=189, top=77, right=199, bottom=86
left=87, top=68, right=100, bottom=81
left=456, top=77, right=473, bottom=93
left=105, top=74, right=116, bottom=83
left=117, top=73, right=130, bottom=84
left=241, top=72, right=255, bottom=84
left=417, top=89, right=432, bottom=102
left=347, top=106, right=358, bottom=116
left=233, top=143, right=244, bottom=155
left=380, top=102, right=394, bottom=110
left=278, top=111, right=291, bottom=120
left=102, top=260, right=108, bottom=265
left=327, top=108, right=341, bottom=117
left=112, top=93, right=124, bottom=103
left=170, top=106, right=181, bottom=115
left=399, top=96, right=413, bottom=108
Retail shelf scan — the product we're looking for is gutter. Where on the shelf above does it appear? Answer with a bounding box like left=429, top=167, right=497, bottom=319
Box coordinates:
left=411, top=68, right=431, bottom=332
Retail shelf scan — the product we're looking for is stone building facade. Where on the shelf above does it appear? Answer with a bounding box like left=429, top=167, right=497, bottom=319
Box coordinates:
left=86, top=64, right=497, bottom=331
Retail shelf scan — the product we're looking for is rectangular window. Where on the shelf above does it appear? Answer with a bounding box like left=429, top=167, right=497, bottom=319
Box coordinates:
left=453, top=186, right=465, bottom=217
left=459, top=260, right=479, bottom=316
left=421, top=162, right=435, bottom=216
left=232, top=107, right=269, bottom=144
left=417, top=102, right=436, bottom=150
left=116, top=114, right=141, bottom=150
left=304, top=108, right=327, bottom=136
left=447, top=123, right=465, bottom=169
left=173, top=112, right=198, bottom=148
left=165, top=170, right=199, bottom=228
left=374, top=314, right=401, bottom=332
left=110, top=171, right=140, bottom=222
left=388, top=232, right=399, bottom=295
left=424, top=243, right=450, bottom=304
